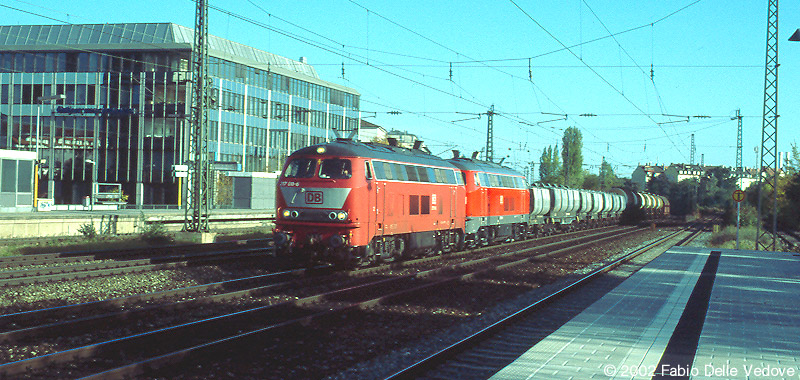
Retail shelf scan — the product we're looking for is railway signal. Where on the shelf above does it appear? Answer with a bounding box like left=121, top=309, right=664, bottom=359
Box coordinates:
left=733, top=189, right=746, bottom=250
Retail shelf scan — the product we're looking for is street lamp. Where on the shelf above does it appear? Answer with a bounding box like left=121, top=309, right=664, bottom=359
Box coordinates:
left=36, top=94, right=65, bottom=158
left=35, top=94, right=65, bottom=206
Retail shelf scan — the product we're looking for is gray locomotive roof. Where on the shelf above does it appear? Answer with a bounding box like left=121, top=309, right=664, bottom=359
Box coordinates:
left=448, top=157, right=524, bottom=177
left=291, top=139, right=459, bottom=169
left=0, top=23, right=359, bottom=95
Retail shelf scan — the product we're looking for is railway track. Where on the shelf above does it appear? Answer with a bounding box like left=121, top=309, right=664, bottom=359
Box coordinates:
left=385, top=221, right=705, bottom=379
left=777, top=230, right=800, bottom=251
left=0, top=238, right=272, bottom=268
left=0, top=223, right=669, bottom=378
left=0, top=239, right=273, bottom=287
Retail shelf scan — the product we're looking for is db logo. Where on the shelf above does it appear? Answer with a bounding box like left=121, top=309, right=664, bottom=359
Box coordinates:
left=305, top=191, right=323, bottom=204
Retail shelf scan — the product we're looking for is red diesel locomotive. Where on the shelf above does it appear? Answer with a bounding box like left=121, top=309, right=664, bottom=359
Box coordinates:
left=273, top=139, right=466, bottom=265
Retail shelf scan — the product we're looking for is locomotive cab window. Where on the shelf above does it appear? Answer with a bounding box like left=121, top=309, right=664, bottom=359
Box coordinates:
left=283, top=158, right=316, bottom=178
left=319, top=159, right=352, bottom=179
left=479, top=173, right=489, bottom=187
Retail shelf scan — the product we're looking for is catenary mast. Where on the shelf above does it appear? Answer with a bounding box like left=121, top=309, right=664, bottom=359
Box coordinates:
left=185, top=0, right=211, bottom=232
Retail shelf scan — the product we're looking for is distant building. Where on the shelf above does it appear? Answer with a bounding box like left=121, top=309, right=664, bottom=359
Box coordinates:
left=358, top=120, right=387, bottom=143
left=779, top=151, right=794, bottom=171
left=0, top=23, right=360, bottom=207
left=663, top=164, right=705, bottom=184
left=632, top=163, right=759, bottom=191
left=386, top=129, right=429, bottom=152
left=736, top=168, right=759, bottom=190
left=631, top=164, right=666, bottom=190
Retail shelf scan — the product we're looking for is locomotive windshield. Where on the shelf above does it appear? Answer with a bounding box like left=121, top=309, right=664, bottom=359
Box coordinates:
left=319, top=159, right=352, bottom=179
left=283, top=158, right=317, bottom=178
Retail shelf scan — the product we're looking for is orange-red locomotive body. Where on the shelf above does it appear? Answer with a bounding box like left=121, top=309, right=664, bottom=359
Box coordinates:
left=274, top=140, right=466, bottom=265
left=449, top=158, right=530, bottom=246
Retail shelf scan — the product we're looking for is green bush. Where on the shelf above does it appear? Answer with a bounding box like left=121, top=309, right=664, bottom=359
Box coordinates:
left=137, top=213, right=172, bottom=244
left=78, top=222, right=97, bottom=239
left=721, top=203, right=758, bottom=227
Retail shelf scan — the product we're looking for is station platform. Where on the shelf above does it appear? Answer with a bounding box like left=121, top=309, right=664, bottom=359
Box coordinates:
left=0, top=208, right=275, bottom=239
left=490, top=247, right=800, bottom=379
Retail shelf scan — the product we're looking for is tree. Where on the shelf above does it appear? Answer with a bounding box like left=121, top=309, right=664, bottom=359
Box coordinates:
left=582, top=173, right=600, bottom=190
left=539, top=145, right=562, bottom=184
left=647, top=174, right=672, bottom=197
left=777, top=143, right=800, bottom=229
left=670, top=179, right=697, bottom=216
left=598, top=158, right=620, bottom=191
left=698, top=167, right=736, bottom=208
left=561, top=126, right=583, bottom=188
left=371, top=136, right=389, bottom=145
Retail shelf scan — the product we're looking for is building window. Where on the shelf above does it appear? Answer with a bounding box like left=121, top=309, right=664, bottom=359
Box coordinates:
left=1, top=159, right=16, bottom=192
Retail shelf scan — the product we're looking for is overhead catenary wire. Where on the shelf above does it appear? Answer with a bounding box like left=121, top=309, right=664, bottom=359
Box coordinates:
left=507, top=0, right=699, bottom=163
left=2, top=0, right=719, bottom=170
left=221, top=0, right=717, bottom=169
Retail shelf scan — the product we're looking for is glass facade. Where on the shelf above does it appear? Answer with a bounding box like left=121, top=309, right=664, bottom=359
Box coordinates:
left=0, top=25, right=360, bottom=207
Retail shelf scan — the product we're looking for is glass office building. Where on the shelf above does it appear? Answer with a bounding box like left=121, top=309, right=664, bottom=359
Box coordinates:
left=0, top=23, right=361, bottom=207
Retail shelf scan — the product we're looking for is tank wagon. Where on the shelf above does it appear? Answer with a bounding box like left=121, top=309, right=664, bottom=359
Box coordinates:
left=274, top=138, right=668, bottom=266
left=612, top=188, right=671, bottom=221
left=527, top=184, right=627, bottom=235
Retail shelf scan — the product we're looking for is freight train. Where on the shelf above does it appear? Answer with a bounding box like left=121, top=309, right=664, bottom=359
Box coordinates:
left=273, top=138, right=669, bottom=266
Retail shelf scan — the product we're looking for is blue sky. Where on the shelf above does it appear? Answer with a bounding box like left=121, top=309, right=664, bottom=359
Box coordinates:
left=2, top=0, right=799, bottom=179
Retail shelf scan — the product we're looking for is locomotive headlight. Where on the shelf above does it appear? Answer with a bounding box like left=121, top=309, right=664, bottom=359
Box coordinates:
left=316, top=146, right=326, bottom=154
left=328, top=211, right=338, bottom=220
left=337, top=211, right=348, bottom=221
left=290, top=210, right=300, bottom=218
left=282, top=209, right=291, bottom=218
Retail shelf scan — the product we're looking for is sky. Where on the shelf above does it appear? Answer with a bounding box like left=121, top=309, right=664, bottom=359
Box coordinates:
left=2, top=0, right=799, bottom=180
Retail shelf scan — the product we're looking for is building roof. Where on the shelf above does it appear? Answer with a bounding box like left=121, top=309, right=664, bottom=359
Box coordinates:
left=0, top=23, right=316, bottom=76
left=668, top=163, right=705, bottom=172
left=0, top=23, right=358, bottom=94
left=360, top=119, right=384, bottom=130
left=636, top=164, right=666, bottom=174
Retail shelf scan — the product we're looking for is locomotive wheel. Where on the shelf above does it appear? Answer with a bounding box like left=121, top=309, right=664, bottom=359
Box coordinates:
left=273, top=244, right=291, bottom=258
left=393, top=237, right=406, bottom=258
left=455, top=231, right=465, bottom=252
left=360, top=244, right=377, bottom=266
left=432, top=237, right=443, bottom=256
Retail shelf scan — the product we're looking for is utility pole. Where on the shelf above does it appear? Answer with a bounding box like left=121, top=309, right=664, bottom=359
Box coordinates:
left=757, top=0, right=779, bottom=251
left=734, top=109, right=744, bottom=250
left=690, top=133, right=697, bottom=213
left=734, top=109, right=743, bottom=188
left=485, top=105, right=495, bottom=162
left=600, top=156, right=606, bottom=190
left=185, top=0, right=211, bottom=232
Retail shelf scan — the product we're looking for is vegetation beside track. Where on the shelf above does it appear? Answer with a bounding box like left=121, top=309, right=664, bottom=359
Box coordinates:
left=707, top=225, right=794, bottom=252
left=0, top=227, right=271, bottom=257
